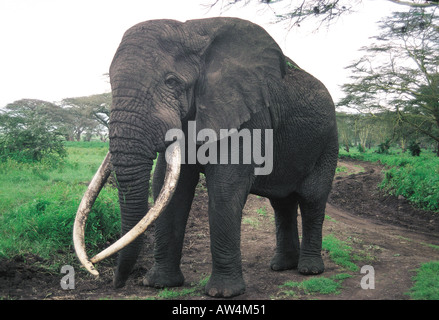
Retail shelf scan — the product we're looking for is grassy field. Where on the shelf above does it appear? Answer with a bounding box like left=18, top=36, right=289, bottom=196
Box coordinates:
left=0, top=142, right=437, bottom=299
left=339, top=148, right=439, bottom=211
left=0, top=141, right=120, bottom=269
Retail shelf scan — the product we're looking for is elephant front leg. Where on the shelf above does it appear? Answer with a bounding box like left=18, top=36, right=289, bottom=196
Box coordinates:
left=143, top=154, right=200, bottom=288
left=204, top=164, right=253, bottom=298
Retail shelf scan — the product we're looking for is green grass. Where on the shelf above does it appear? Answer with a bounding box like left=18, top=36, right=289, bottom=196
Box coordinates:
left=157, top=275, right=210, bottom=299
left=0, top=141, right=120, bottom=269
left=279, top=273, right=352, bottom=296
left=0, top=142, right=109, bottom=212
left=335, top=165, right=348, bottom=173
left=339, top=148, right=439, bottom=211
left=277, top=235, right=358, bottom=297
left=256, top=206, right=267, bottom=216
left=421, top=243, right=439, bottom=251
left=408, top=261, right=439, bottom=300
left=242, top=217, right=260, bottom=228
left=277, top=234, right=363, bottom=298
left=322, top=234, right=359, bottom=272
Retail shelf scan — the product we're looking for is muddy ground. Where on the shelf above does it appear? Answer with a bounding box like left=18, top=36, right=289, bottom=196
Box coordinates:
left=1, top=158, right=439, bottom=300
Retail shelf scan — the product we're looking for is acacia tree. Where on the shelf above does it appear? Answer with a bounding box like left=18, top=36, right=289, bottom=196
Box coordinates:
left=63, top=93, right=111, bottom=129
left=62, top=93, right=110, bottom=141
left=336, top=112, right=355, bottom=152
left=208, top=0, right=439, bottom=29
left=338, top=8, right=439, bottom=155
left=0, top=99, right=67, bottom=162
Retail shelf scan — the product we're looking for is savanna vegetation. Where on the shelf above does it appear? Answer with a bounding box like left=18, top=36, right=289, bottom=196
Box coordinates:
left=0, top=1, right=438, bottom=299
left=0, top=141, right=120, bottom=271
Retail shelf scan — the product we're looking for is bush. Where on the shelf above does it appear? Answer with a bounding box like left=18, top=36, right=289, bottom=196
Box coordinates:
left=381, top=163, right=439, bottom=211
left=377, top=139, right=391, bottom=154
left=408, top=141, right=421, bottom=156
left=340, top=147, right=439, bottom=211
left=0, top=102, right=67, bottom=163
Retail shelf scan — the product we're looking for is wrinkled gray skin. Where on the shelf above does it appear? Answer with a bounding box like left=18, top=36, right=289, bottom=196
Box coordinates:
left=109, top=17, right=338, bottom=298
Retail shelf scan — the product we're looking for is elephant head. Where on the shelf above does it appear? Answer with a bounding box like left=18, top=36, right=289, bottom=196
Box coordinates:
left=73, top=17, right=286, bottom=284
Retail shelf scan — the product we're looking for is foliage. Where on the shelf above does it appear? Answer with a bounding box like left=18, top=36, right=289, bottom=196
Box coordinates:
left=0, top=142, right=119, bottom=269
left=408, top=140, right=421, bottom=156
left=377, top=139, right=391, bottom=154
left=336, top=112, right=418, bottom=153
left=338, top=8, right=439, bottom=154
left=1, top=93, right=111, bottom=149
left=0, top=185, right=119, bottom=262
left=408, top=261, right=439, bottom=299
left=208, top=1, right=439, bottom=30
left=61, top=93, right=110, bottom=142
left=382, top=162, right=439, bottom=211
left=0, top=99, right=67, bottom=163
left=339, top=147, right=439, bottom=211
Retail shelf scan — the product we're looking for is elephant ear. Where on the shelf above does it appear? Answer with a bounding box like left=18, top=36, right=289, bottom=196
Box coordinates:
left=183, top=18, right=286, bottom=138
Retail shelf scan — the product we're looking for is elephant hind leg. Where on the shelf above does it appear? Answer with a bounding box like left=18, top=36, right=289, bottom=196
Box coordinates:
left=269, top=195, right=300, bottom=271
left=295, top=150, right=336, bottom=275
left=296, top=198, right=326, bottom=275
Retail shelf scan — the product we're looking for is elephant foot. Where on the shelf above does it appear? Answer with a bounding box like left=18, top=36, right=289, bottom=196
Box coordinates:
left=143, top=265, right=185, bottom=288
left=205, top=275, right=246, bottom=298
left=298, top=255, right=325, bottom=275
left=270, top=252, right=299, bottom=271
left=113, top=273, right=128, bottom=289
left=113, top=262, right=137, bottom=289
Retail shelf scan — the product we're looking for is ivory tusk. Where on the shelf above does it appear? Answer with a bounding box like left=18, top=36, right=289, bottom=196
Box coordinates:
left=73, top=152, right=112, bottom=277
left=89, top=142, right=181, bottom=265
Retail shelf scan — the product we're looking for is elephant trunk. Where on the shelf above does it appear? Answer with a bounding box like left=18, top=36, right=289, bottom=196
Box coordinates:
left=73, top=137, right=181, bottom=278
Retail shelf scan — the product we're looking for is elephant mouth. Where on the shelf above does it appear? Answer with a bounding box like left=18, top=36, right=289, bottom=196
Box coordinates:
left=72, top=142, right=181, bottom=277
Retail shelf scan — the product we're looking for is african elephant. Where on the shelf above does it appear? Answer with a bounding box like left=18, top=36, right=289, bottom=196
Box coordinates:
left=73, top=17, right=338, bottom=298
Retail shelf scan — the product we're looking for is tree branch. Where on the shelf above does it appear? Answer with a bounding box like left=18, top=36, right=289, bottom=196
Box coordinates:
left=398, top=110, right=439, bottom=142
left=388, top=0, right=439, bottom=8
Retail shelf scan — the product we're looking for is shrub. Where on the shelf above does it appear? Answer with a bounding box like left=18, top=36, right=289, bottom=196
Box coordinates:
left=408, top=141, right=421, bottom=156
left=340, top=147, right=439, bottom=211
left=0, top=108, right=66, bottom=163
left=377, top=139, right=391, bottom=154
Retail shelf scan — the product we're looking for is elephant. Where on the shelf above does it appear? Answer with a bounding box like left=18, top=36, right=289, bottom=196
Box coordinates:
left=73, top=17, right=338, bottom=298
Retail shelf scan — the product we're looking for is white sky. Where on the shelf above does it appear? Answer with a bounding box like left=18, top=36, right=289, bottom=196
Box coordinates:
left=0, top=0, right=402, bottom=109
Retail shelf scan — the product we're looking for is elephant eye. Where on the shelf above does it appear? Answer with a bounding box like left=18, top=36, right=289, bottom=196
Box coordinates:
left=165, top=76, right=180, bottom=89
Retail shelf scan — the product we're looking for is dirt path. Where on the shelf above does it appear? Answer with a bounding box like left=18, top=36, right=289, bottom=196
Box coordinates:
left=1, top=159, right=439, bottom=300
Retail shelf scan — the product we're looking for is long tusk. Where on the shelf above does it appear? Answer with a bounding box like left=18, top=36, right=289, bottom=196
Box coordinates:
left=73, top=152, right=111, bottom=277
left=89, top=142, right=181, bottom=266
